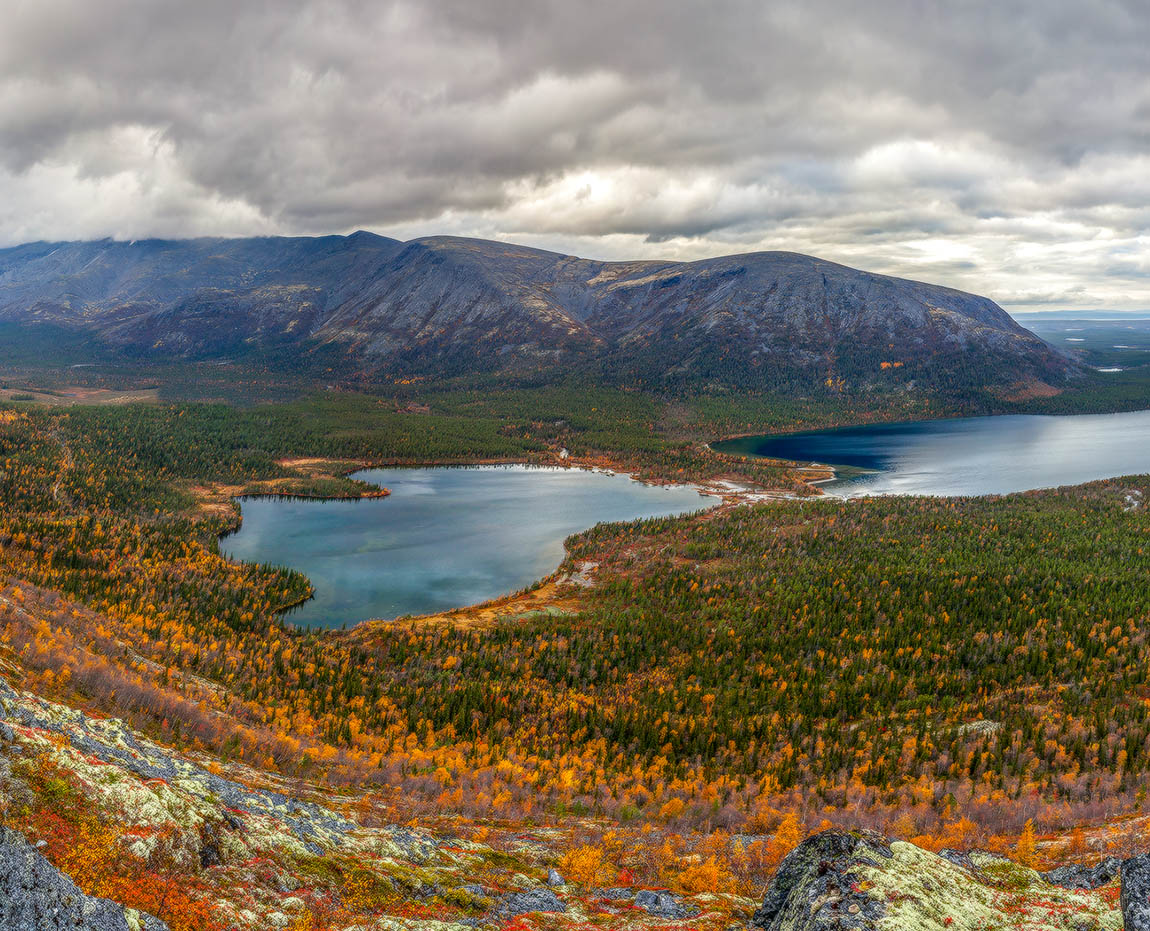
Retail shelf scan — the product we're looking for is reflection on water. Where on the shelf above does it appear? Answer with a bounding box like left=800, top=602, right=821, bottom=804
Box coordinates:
left=714, top=410, right=1150, bottom=497
left=221, top=465, right=717, bottom=628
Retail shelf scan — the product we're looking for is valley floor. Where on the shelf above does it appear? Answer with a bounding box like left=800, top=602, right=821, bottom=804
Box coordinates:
left=0, top=382, right=1147, bottom=928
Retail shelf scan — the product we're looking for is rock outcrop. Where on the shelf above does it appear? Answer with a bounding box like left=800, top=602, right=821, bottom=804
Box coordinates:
left=1044, top=856, right=1122, bottom=890
left=492, top=887, right=567, bottom=918
left=751, top=831, right=891, bottom=930
left=0, top=827, right=168, bottom=931
left=752, top=830, right=1123, bottom=931
left=633, top=888, right=699, bottom=919
left=1123, top=854, right=1150, bottom=931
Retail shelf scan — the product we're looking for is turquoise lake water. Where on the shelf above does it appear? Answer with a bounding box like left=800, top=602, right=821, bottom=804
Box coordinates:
left=713, top=409, right=1150, bottom=497
left=220, top=465, right=717, bottom=628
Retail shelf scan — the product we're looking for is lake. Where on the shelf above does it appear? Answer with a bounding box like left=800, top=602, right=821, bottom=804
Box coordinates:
left=713, top=409, right=1150, bottom=497
left=220, top=465, right=718, bottom=628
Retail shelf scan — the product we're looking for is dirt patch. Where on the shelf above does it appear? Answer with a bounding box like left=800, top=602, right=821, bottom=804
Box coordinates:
left=992, top=379, right=1062, bottom=401
left=0, top=386, right=160, bottom=406
left=185, top=482, right=248, bottom=518
left=275, top=456, right=368, bottom=473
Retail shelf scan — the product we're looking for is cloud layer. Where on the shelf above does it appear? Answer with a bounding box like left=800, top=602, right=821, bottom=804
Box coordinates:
left=1, top=0, right=1148, bottom=308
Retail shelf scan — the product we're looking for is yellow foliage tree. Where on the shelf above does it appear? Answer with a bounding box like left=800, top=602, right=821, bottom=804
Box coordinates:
left=765, top=811, right=803, bottom=868
left=1016, top=819, right=1037, bottom=868
left=677, top=854, right=737, bottom=895
left=559, top=844, right=613, bottom=887
left=891, top=813, right=916, bottom=839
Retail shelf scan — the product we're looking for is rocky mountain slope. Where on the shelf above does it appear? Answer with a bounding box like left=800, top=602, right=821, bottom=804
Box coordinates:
left=0, top=671, right=752, bottom=930
left=0, top=671, right=1142, bottom=930
left=0, top=233, right=1072, bottom=393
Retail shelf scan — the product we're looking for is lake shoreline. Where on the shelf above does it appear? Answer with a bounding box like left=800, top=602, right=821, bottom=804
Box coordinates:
left=234, top=487, right=391, bottom=502
left=221, top=450, right=830, bottom=633
left=221, top=462, right=728, bottom=632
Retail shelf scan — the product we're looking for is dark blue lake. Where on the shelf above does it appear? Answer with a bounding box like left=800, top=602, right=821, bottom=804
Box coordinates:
left=220, top=465, right=717, bottom=628
left=713, top=410, right=1150, bottom=497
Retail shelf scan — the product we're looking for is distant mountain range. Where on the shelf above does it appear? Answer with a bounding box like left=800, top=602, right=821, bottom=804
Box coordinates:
left=0, top=232, right=1075, bottom=393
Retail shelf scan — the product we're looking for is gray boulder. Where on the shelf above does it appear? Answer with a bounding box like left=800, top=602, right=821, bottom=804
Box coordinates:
left=0, top=676, right=18, bottom=703
left=546, top=868, right=565, bottom=887
left=492, top=888, right=566, bottom=919
left=1043, top=857, right=1121, bottom=890
left=750, top=830, right=892, bottom=931
left=634, top=889, right=698, bottom=919
left=1123, top=854, right=1150, bottom=931
left=0, top=827, right=169, bottom=930
left=938, top=848, right=975, bottom=871
left=592, top=886, right=635, bottom=901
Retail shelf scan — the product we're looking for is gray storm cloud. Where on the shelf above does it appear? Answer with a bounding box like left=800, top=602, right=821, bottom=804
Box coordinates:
left=0, top=0, right=1147, bottom=308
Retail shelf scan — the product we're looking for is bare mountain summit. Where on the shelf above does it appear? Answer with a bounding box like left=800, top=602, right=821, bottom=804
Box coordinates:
left=0, top=232, right=1072, bottom=393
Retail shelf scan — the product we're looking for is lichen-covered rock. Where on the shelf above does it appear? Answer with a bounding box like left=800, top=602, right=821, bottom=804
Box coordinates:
left=508, top=871, right=540, bottom=889
left=1043, top=857, right=1122, bottom=890
left=4, top=685, right=356, bottom=853
left=753, top=830, right=1122, bottom=931
left=1123, top=854, right=1150, bottom=931
left=381, top=825, right=440, bottom=864
left=492, top=888, right=566, bottom=918
left=0, top=826, right=168, bottom=931
left=546, top=867, right=565, bottom=886
left=751, top=831, right=889, bottom=930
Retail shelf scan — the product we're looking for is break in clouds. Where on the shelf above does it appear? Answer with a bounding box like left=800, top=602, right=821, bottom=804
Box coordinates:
left=0, top=0, right=1148, bottom=309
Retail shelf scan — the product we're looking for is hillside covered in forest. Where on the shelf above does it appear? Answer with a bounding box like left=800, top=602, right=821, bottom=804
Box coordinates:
left=4, top=666, right=1144, bottom=931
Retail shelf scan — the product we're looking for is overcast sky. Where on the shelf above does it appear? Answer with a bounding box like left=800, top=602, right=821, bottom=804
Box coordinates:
left=1, top=0, right=1148, bottom=309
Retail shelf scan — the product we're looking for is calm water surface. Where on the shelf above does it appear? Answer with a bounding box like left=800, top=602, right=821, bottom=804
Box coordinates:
left=221, top=465, right=717, bottom=628
left=714, top=410, right=1150, bottom=497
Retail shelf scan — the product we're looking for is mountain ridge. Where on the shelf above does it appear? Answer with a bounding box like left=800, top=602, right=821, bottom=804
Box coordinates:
left=0, top=232, right=1074, bottom=393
